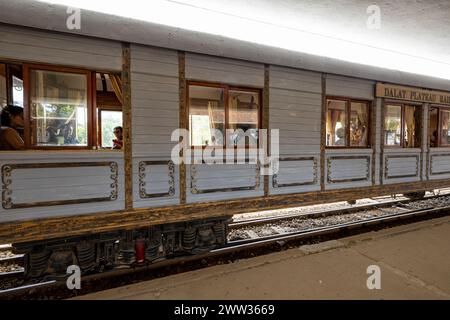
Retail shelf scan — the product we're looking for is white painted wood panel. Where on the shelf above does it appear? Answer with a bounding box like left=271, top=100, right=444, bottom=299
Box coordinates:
left=186, top=53, right=264, bottom=86
left=383, top=151, right=421, bottom=184
left=133, top=157, right=180, bottom=208
left=130, top=45, right=181, bottom=208
left=131, top=45, right=179, bottom=159
left=186, top=163, right=263, bottom=203
left=326, top=154, right=372, bottom=190
left=327, top=75, right=375, bottom=100
left=0, top=25, right=122, bottom=71
left=269, top=67, right=322, bottom=157
left=429, top=152, right=450, bottom=180
left=270, top=157, right=320, bottom=195
left=0, top=151, right=124, bottom=223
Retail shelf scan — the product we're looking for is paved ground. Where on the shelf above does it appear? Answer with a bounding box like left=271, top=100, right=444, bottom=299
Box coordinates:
left=76, top=216, right=450, bottom=300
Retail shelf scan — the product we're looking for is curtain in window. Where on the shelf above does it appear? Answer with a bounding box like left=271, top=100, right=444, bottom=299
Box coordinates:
left=356, top=104, right=368, bottom=146
left=329, top=109, right=341, bottom=144
left=109, top=74, right=123, bottom=105
left=404, top=106, right=415, bottom=147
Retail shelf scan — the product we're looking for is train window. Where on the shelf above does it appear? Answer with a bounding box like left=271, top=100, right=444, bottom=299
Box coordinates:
left=384, top=104, right=420, bottom=148
left=99, top=110, right=122, bottom=148
left=188, top=82, right=260, bottom=147
left=29, top=68, right=90, bottom=147
left=429, top=106, right=450, bottom=147
left=12, top=75, right=24, bottom=108
left=350, top=102, right=369, bottom=147
left=0, top=64, right=6, bottom=108
left=326, top=98, right=370, bottom=148
left=228, top=90, right=259, bottom=147
left=96, top=73, right=123, bottom=149
left=326, top=100, right=347, bottom=146
left=384, top=105, right=402, bottom=146
left=189, top=85, right=225, bottom=146
left=440, top=110, right=450, bottom=146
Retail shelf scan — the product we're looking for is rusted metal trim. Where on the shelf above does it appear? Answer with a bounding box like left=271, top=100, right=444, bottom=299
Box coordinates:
left=273, top=157, right=318, bottom=188
left=1, top=162, right=119, bottom=210
left=327, top=156, right=371, bottom=184
left=139, top=161, right=175, bottom=199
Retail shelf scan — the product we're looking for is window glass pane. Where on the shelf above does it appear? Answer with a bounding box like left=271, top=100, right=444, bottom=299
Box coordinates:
left=404, top=105, right=420, bottom=148
left=30, top=70, right=88, bottom=147
left=350, top=102, right=369, bottom=147
left=189, top=85, right=225, bottom=146
left=12, top=76, right=24, bottom=108
left=384, top=105, right=401, bottom=146
left=429, top=107, right=439, bottom=147
left=0, top=64, right=6, bottom=108
left=228, top=90, right=259, bottom=147
left=326, top=99, right=347, bottom=146
left=441, top=110, right=450, bottom=146
left=101, top=110, right=123, bottom=148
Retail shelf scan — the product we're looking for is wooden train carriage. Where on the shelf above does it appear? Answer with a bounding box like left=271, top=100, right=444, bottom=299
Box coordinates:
left=0, top=1, right=450, bottom=259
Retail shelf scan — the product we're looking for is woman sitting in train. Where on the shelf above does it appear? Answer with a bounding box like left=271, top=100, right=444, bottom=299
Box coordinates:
left=0, top=105, right=24, bottom=150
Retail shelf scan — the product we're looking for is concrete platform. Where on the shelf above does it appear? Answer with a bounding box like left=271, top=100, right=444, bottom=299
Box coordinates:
left=77, top=217, right=450, bottom=300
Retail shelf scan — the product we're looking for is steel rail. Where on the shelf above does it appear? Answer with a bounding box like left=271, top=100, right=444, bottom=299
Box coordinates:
left=1, top=203, right=449, bottom=298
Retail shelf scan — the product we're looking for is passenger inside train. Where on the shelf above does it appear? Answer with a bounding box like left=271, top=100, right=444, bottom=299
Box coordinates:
left=0, top=105, right=24, bottom=150
left=112, top=126, right=123, bottom=150
left=0, top=62, right=123, bottom=150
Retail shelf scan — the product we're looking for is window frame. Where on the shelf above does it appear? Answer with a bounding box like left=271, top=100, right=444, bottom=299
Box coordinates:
left=23, top=63, right=96, bottom=150
left=186, top=80, right=263, bottom=149
left=325, top=96, right=371, bottom=149
left=430, top=105, right=450, bottom=148
left=383, top=102, right=421, bottom=148
left=97, top=107, right=123, bottom=148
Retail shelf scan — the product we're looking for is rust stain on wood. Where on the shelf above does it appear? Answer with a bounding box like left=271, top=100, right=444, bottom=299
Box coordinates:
left=178, top=51, right=187, bottom=204
left=320, top=74, right=327, bottom=191
left=122, top=43, right=133, bottom=210
left=264, top=64, right=270, bottom=197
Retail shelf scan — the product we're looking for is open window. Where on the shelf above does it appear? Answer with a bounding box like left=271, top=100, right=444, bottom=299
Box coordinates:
left=96, top=73, right=123, bottom=149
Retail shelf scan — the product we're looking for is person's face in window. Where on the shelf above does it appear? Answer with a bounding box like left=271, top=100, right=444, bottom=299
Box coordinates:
left=114, top=128, right=123, bottom=140
left=10, top=112, right=24, bottom=128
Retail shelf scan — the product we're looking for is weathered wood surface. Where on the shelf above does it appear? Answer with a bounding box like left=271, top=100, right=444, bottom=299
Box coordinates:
left=2, top=178, right=450, bottom=244
left=123, top=43, right=133, bottom=210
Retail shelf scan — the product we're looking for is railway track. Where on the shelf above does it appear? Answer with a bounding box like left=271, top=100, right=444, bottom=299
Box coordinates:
left=1, top=193, right=450, bottom=298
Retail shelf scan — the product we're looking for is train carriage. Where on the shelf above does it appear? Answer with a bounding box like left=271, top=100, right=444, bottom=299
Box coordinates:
left=0, top=0, right=450, bottom=278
